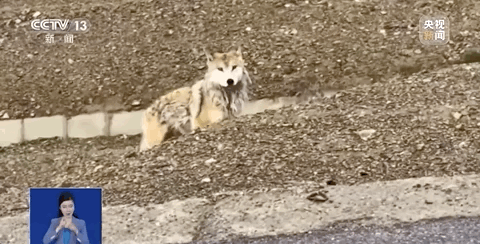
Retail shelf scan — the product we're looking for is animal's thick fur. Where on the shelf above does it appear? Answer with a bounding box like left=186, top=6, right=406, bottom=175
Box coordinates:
left=140, top=47, right=253, bottom=151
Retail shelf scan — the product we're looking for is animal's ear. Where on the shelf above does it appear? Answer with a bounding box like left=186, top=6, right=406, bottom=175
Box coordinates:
left=203, top=47, right=213, bottom=63
left=236, top=46, right=242, bottom=57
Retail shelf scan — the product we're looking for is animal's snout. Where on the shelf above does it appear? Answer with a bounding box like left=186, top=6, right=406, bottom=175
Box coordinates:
left=227, top=79, right=234, bottom=86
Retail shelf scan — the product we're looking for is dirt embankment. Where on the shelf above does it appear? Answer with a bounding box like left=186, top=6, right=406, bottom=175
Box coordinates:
left=1, top=0, right=479, bottom=119
left=1, top=62, right=479, bottom=218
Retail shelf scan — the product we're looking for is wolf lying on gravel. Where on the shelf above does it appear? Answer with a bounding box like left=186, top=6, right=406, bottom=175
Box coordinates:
left=140, top=47, right=253, bottom=151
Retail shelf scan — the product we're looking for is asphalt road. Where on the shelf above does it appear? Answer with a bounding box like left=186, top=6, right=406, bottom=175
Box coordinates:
left=189, top=216, right=480, bottom=244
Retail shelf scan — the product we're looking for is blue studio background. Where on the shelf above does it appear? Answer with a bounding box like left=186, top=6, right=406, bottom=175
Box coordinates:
left=30, top=188, right=102, bottom=244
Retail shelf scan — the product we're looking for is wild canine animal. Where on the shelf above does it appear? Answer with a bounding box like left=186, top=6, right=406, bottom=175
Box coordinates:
left=139, top=47, right=253, bottom=151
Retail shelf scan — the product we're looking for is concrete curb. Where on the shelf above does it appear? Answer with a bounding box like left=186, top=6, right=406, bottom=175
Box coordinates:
left=1, top=96, right=328, bottom=147
left=0, top=174, right=479, bottom=244
left=0, top=110, right=146, bottom=147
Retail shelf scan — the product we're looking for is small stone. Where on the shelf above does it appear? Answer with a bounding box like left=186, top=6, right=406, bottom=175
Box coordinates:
left=68, top=58, right=74, bottom=64
left=205, top=158, right=217, bottom=164
left=156, top=156, right=167, bottom=161
left=2, top=113, right=9, bottom=119
left=27, top=54, right=33, bottom=59
left=30, top=112, right=35, bottom=117
left=32, top=11, right=41, bottom=18
left=425, top=199, right=433, bottom=204
left=290, top=29, right=298, bottom=35
left=416, top=143, right=425, bottom=150
left=380, top=11, right=387, bottom=15
left=9, top=187, right=21, bottom=197
left=379, top=29, right=386, bottom=37
left=414, top=49, right=422, bottom=54
left=356, top=129, right=376, bottom=141
left=451, top=112, right=462, bottom=121
left=21, top=8, right=31, bottom=15
left=55, top=68, right=61, bottom=73
left=93, top=165, right=104, bottom=172
left=201, top=177, right=211, bottom=183
left=167, top=30, right=174, bottom=35
left=132, top=100, right=141, bottom=106
left=14, top=19, right=21, bottom=24
left=246, top=27, right=251, bottom=31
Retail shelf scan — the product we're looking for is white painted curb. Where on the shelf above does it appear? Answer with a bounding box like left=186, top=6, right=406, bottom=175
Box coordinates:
left=0, top=110, right=146, bottom=147
left=0, top=95, right=325, bottom=147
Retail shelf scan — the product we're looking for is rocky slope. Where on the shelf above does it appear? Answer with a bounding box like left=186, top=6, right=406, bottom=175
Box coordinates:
left=1, top=0, right=480, bottom=119
left=0, top=62, right=479, bottom=218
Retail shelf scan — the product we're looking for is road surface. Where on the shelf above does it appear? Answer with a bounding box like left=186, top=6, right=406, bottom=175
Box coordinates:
left=189, top=216, right=480, bottom=244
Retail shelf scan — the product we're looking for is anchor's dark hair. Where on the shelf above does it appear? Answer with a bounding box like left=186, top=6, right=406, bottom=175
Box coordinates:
left=57, top=191, right=79, bottom=218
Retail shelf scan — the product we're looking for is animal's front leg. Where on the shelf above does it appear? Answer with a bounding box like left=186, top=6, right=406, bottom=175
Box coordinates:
left=176, top=120, right=192, bottom=135
left=189, top=82, right=204, bottom=133
left=190, top=111, right=201, bottom=133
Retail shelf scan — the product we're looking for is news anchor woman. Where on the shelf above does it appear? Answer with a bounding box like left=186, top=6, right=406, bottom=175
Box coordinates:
left=42, top=191, right=90, bottom=244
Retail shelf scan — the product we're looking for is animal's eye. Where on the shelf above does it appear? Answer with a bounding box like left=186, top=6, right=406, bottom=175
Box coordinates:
left=218, top=67, right=223, bottom=72
left=232, top=65, right=237, bottom=71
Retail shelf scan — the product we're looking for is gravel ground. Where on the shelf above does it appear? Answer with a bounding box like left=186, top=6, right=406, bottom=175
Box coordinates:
left=1, top=62, right=479, bottom=218
left=1, top=0, right=480, bottom=119
left=2, top=1, right=480, bottom=243
left=196, top=216, right=480, bottom=244
left=2, top=173, right=479, bottom=244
